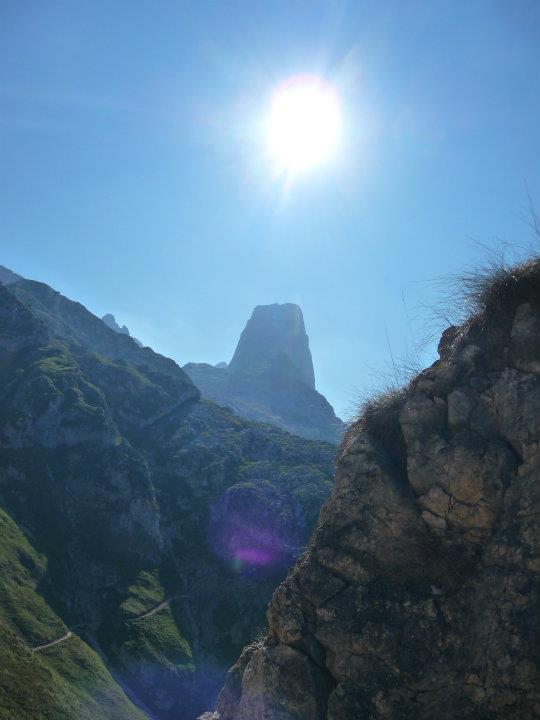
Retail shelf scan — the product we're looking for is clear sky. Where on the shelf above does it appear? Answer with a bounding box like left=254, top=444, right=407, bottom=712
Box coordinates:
left=2, top=1, right=540, bottom=418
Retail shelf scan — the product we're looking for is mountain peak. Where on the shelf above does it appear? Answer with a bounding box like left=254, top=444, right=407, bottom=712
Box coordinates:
left=184, top=303, right=343, bottom=443
left=102, top=313, right=143, bottom=346
left=102, top=313, right=130, bottom=335
left=228, top=303, right=315, bottom=389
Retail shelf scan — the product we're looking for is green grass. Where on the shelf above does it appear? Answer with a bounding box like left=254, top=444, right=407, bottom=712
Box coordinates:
left=0, top=508, right=148, bottom=720
left=119, top=570, right=165, bottom=619
left=118, top=609, right=193, bottom=674
left=112, top=570, right=193, bottom=674
left=30, top=346, right=77, bottom=377
left=0, top=508, right=66, bottom=646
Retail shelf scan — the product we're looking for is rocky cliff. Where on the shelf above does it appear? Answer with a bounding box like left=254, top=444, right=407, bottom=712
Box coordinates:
left=210, top=260, right=540, bottom=720
left=229, top=304, right=315, bottom=389
left=0, top=276, right=335, bottom=720
left=184, top=304, right=344, bottom=444
left=102, top=312, right=143, bottom=346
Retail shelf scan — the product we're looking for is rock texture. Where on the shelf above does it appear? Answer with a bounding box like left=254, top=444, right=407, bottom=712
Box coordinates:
left=0, top=280, right=335, bottom=720
left=212, top=280, right=540, bottom=719
left=184, top=304, right=344, bottom=444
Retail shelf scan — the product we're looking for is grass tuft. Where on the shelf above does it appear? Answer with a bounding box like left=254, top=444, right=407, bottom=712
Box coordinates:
left=349, top=251, right=540, bottom=444
left=456, top=255, right=540, bottom=325
left=344, top=384, right=409, bottom=478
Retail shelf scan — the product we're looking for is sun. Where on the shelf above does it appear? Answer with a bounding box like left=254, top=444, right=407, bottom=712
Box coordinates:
left=266, top=75, right=342, bottom=175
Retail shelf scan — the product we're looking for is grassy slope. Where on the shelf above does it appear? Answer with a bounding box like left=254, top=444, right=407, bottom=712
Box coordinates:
left=0, top=508, right=147, bottom=720
left=108, top=570, right=194, bottom=678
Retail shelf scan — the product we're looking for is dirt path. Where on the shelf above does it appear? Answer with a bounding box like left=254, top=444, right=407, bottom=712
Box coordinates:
left=31, top=595, right=185, bottom=651
left=127, top=595, right=184, bottom=623
left=32, top=630, right=73, bottom=653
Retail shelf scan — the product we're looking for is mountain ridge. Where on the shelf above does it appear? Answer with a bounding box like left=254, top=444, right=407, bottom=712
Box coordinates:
left=0, top=274, right=336, bottom=719
left=0, top=264, right=22, bottom=285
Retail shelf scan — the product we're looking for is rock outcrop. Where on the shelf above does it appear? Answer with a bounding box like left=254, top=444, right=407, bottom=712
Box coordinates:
left=229, top=304, right=315, bottom=389
left=102, top=312, right=143, bottom=346
left=102, top=312, right=130, bottom=335
left=211, top=263, right=540, bottom=720
left=184, top=304, right=344, bottom=444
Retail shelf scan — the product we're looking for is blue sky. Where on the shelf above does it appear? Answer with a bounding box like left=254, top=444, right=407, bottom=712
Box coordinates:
left=2, top=1, right=540, bottom=417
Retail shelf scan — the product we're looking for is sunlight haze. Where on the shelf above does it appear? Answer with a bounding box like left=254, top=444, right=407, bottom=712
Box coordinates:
left=1, top=1, right=540, bottom=418
left=266, top=75, right=342, bottom=175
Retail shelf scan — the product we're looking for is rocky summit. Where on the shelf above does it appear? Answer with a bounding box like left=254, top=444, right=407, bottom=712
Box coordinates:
left=229, top=304, right=315, bottom=389
left=0, top=274, right=335, bottom=720
left=209, top=261, right=540, bottom=720
left=102, top=312, right=143, bottom=346
left=184, top=304, right=344, bottom=444
left=101, top=312, right=131, bottom=336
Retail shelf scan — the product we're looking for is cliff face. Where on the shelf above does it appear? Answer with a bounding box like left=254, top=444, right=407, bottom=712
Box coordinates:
left=212, top=271, right=540, bottom=720
left=229, top=304, right=315, bottom=389
left=184, top=304, right=344, bottom=444
left=0, top=279, right=335, bottom=720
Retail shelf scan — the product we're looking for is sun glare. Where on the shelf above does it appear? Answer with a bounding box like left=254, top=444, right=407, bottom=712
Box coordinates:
left=266, top=75, right=341, bottom=175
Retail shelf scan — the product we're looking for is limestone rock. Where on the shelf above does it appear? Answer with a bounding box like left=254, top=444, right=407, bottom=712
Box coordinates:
left=229, top=304, right=315, bottom=388
left=184, top=304, right=344, bottom=444
left=211, top=288, right=540, bottom=720
left=102, top=312, right=143, bottom=346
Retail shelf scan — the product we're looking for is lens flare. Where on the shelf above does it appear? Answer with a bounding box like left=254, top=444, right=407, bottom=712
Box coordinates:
left=208, top=482, right=303, bottom=575
left=266, top=74, right=342, bottom=174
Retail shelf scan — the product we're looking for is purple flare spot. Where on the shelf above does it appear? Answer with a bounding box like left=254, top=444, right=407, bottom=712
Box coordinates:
left=208, top=481, right=303, bottom=575
left=234, top=547, right=275, bottom=565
